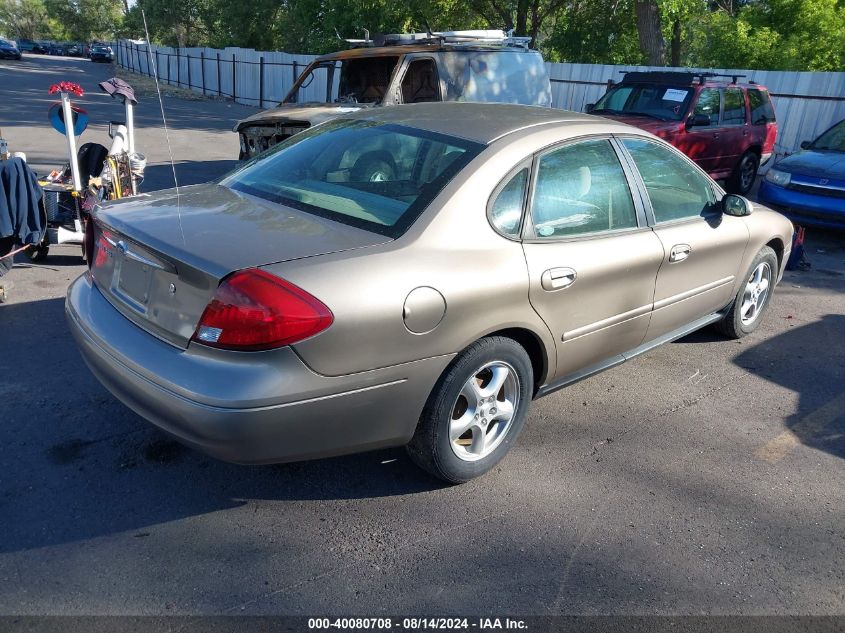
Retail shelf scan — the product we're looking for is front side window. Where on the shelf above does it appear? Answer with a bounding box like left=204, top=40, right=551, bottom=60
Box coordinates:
left=722, top=88, right=746, bottom=125
left=694, top=88, right=721, bottom=125
left=622, top=138, right=715, bottom=223
left=531, top=139, right=638, bottom=238
left=222, top=120, right=483, bottom=237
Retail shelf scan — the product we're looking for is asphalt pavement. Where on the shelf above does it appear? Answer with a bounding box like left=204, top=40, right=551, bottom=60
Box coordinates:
left=0, top=55, right=843, bottom=618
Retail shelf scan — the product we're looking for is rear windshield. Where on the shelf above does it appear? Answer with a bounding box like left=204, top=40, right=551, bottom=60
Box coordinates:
left=593, top=84, right=694, bottom=121
left=221, top=120, right=483, bottom=237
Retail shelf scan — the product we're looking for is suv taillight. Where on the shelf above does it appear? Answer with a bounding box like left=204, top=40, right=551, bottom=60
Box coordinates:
left=192, top=269, right=333, bottom=351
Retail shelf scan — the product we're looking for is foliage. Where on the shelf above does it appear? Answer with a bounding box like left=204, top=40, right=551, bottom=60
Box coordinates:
left=0, top=0, right=122, bottom=41
left=2, top=0, right=843, bottom=71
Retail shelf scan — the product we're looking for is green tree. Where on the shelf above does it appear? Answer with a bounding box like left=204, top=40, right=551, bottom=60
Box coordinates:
left=0, top=0, right=49, bottom=39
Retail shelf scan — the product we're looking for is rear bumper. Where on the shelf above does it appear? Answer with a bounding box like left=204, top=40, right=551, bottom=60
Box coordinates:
left=758, top=181, right=845, bottom=229
left=66, top=274, right=451, bottom=464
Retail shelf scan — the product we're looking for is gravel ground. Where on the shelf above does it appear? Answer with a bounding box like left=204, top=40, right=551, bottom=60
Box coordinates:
left=0, top=54, right=843, bottom=618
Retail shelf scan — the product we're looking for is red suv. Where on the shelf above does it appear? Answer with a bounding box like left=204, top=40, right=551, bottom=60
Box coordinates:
left=588, top=71, right=777, bottom=194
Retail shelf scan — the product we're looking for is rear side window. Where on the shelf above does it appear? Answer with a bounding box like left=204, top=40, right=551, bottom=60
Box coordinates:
left=748, top=89, right=776, bottom=125
left=622, top=138, right=715, bottom=223
left=723, top=88, right=746, bottom=125
left=531, top=139, right=638, bottom=238
left=489, top=168, right=529, bottom=237
left=694, top=88, right=721, bottom=125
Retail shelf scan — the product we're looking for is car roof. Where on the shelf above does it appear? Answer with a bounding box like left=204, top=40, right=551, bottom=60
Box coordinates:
left=619, top=71, right=766, bottom=91
left=344, top=102, right=630, bottom=144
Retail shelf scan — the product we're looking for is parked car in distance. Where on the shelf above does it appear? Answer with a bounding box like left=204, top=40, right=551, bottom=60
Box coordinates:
left=67, top=103, right=793, bottom=482
left=588, top=71, right=777, bottom=195
left=0, top=38, right=22, bottom=60
left=15, top=38, right=46, bottom=54
left=89, top=44, right=114, bottom=63
left=758, top=119, right=845, bottom=229
left=47, top=42, right=67, bottom=55
left=66, top=42, right=83, bottom=57
left=234, top=29, right=552, bottom=159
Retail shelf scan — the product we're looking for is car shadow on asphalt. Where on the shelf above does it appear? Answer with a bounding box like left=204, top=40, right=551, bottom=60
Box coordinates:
left=732, top=314, right=845, bottom=461
left=1, top=297, right=445, bottom=554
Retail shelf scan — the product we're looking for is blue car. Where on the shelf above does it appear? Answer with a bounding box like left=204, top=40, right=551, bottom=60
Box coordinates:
left=758, top=119, right=845, bottom=229
left=0, top=38, right=22, bottom=60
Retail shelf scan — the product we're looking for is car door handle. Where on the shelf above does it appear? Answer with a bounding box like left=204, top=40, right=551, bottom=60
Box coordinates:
left=669, top=244, right=691, bottom=263
left=541, top=267, right=577, bottom=291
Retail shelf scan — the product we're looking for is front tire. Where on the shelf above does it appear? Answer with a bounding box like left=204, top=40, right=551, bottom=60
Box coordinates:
left=716, top=246, right=778, bottom=339
left=406, top=336, right=533, bottom=483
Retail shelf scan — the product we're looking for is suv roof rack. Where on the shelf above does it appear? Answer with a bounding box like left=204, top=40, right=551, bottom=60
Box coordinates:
left=343, top=29, right=532, bottom=50
left=620, top=70, right=747, bottom=85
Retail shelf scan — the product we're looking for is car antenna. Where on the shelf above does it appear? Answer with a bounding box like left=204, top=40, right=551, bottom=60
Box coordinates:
left=141, top=8, right=185, bottom=248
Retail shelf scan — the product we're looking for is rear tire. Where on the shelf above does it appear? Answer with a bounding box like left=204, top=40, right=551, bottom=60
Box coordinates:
left=716, top=246, right=778, bottom=339
left=406, top=336, right=533, bottom=483
left=728, top=151, right=759, bottom=195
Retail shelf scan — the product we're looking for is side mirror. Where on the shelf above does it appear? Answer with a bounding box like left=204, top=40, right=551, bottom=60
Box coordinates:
left=686, top=113, right=711, bottom=129
left=723, top=194, right=752, bottom=217
left=800, top=140, right=812, bottom=150
left=585, top=103, right=595, bottom=113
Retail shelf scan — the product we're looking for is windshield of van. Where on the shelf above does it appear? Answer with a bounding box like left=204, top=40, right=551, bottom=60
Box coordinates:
left=222, top=120, right=483, bottom=237
left=283, top=57, right=400, bottom=105
left=592, top=84, right=694, bottom=121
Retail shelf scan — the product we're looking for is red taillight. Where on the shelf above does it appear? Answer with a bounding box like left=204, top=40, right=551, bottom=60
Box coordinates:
left=192, top=269, right=333, bottom=351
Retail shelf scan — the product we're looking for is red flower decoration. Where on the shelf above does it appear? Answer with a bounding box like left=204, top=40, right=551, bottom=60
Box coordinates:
left=48, top=81, right=84, bottom=97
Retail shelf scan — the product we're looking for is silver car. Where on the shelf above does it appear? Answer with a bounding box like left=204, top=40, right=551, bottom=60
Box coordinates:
left=66, top=103, right=793, bottom=482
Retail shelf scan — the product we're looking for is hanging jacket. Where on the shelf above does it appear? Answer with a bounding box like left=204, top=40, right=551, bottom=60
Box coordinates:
left=0, top=157, right=44, bottom=245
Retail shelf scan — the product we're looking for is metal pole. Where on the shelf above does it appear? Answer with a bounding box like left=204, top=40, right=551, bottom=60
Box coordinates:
left=155, top=49, right=159, bottom=79
left=259, top=56, right=264, bottom=108
left=187, top=51, right=192, bottom=91
left=200, top=51, right=206, bottom=95
left=126, top=100, right=137, bottom=195
left=167, top=51, right=170, bottom=84
left=216, top=52, right=222, bottom=97
left=61, top=92, right=82, bottom=192
left=232, top=54, right=236, bottom=101
left=176, top=49, right=181, bottom=87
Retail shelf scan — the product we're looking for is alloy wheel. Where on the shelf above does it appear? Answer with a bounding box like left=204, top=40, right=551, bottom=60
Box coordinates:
left=740, top=261, right=771, bottom=325
left=449, top=361, right=520, bottom=462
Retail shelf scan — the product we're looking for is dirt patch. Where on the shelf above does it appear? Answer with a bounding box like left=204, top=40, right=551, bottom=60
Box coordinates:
left=115, top=66, right=228, bottom=102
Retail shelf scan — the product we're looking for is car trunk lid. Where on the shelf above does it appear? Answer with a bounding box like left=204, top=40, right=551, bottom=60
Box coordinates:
left=90, top=183, right=390, bottom=348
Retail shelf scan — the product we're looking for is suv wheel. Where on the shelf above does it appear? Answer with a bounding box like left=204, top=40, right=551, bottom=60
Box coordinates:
left=406, top=336, right=533, bottom=483
left=728, top=151, right=759, bottom=195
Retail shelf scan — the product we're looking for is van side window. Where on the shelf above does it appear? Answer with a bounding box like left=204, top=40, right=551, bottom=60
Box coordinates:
left=748, top=89, right=776, bottom=125
left=401, top=59, right=441, bottom=104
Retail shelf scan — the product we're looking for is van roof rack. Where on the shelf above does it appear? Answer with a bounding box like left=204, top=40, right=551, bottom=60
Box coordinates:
left=620, top=70, right=747, bottom=85
left=344, top=29, right=532, bottom=50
